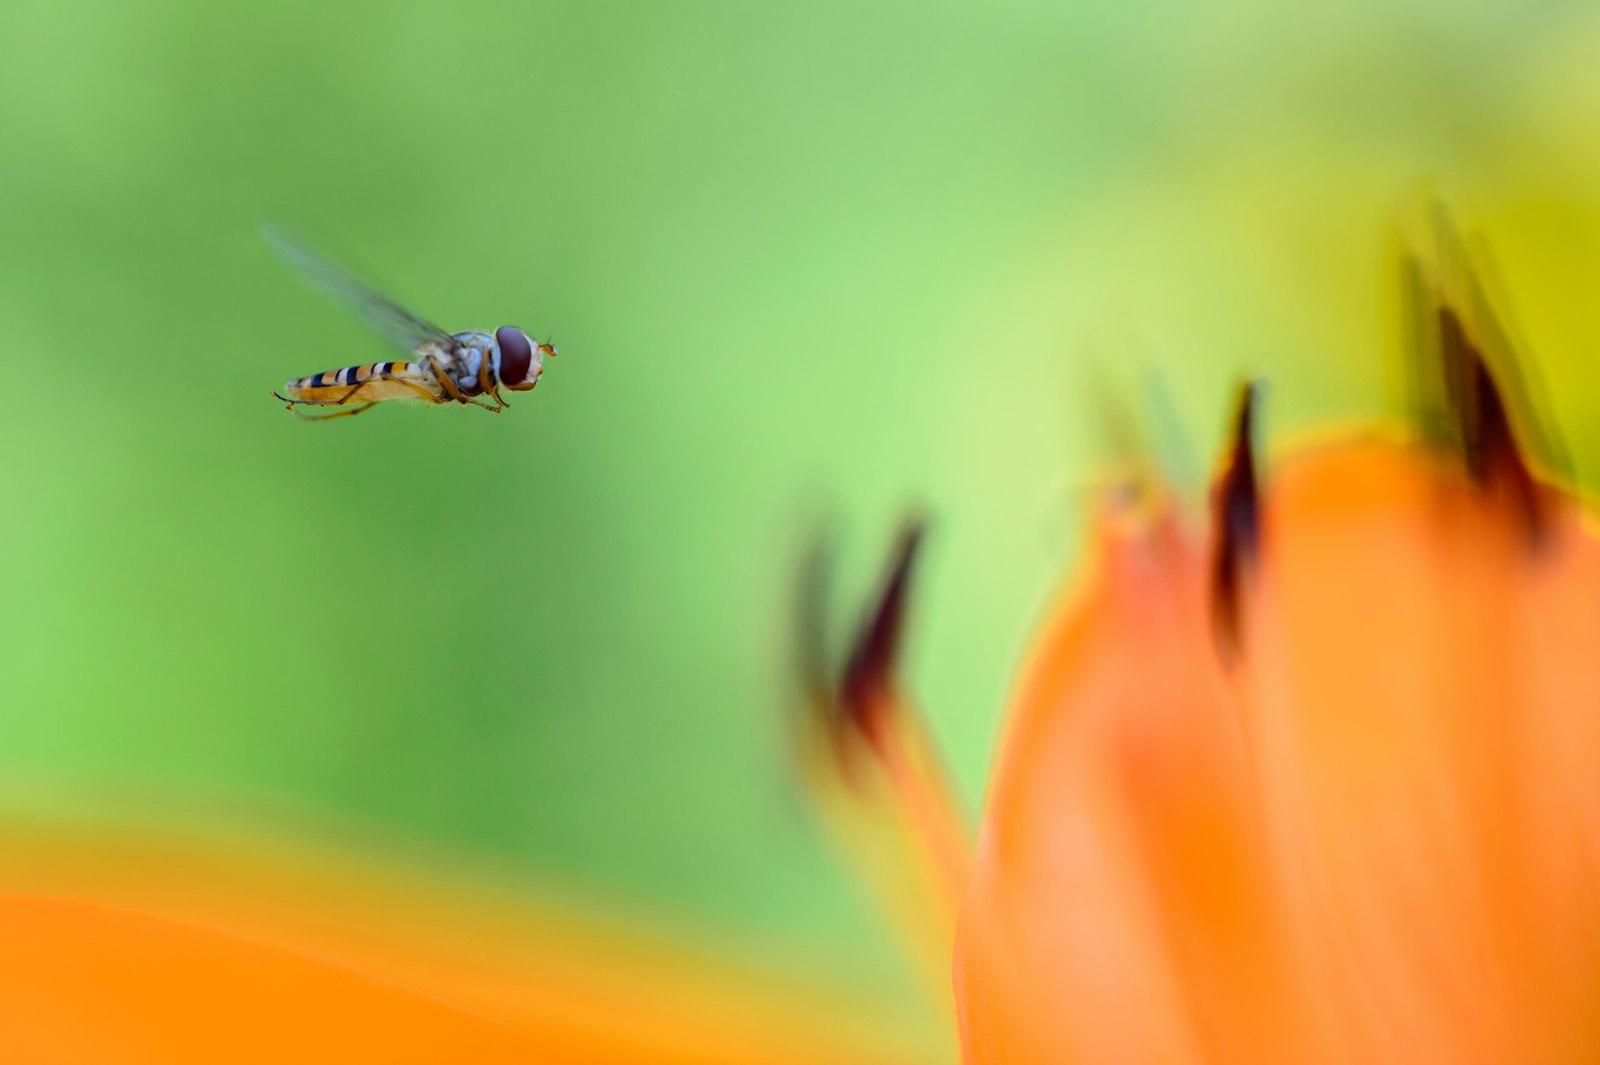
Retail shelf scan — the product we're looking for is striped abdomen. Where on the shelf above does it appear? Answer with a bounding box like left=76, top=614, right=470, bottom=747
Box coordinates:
left=282, top=360, right=440, bottom=404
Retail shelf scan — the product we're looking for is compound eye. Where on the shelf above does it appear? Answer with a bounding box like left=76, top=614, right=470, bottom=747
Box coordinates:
left=496, top=326, right=533, bottom=386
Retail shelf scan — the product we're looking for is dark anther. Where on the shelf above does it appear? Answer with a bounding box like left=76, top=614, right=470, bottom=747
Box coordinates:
left=1434, top=303, right=1548, bottom=544
left=1211, top=382, right=1260, bottom=665
left=1404, top=214, right=1562, bottom=546
left=839, top=518, right=926, bottom=754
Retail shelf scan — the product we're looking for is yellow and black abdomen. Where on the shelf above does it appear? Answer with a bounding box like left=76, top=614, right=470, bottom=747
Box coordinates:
left=282, top=361, right=440, bottom=404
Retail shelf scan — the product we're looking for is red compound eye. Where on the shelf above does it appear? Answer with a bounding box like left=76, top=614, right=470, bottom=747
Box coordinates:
left=496, top=327, right=533, bottom=386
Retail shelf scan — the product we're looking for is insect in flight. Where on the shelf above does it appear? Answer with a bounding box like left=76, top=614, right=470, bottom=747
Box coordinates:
left=265, top=226, right=557, bottom=420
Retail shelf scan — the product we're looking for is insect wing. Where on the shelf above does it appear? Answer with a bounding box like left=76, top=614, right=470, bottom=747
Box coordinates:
left=263, top=224, right=453, bottom=355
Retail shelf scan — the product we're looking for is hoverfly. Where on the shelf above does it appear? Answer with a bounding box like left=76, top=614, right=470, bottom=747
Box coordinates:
left=265, top=227, right=556, bottom=420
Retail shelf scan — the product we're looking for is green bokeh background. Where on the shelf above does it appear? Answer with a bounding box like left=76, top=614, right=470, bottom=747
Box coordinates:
left=6, top=0, right=1600, bottom=1017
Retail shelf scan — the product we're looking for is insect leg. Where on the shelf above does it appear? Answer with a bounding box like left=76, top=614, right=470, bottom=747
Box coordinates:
left=362, top=372, right=449, bottom=404
left=332, top=377, right=374, bottom=405
left=271, top=388, right=360, bottom=411
left=288, top=401, right=378, bottom=421
left=429, top=356, right=502, bottom=413
left=273, top=383, right=378, bottom=410
left=475, top=353, right=510, bottom=410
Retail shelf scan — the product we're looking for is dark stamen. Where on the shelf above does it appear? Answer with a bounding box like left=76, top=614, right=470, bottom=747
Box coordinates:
left=1404, top=214, right=1562, bottom=545
left=1211, top=382, right=1260, bottom=665
left=1435, top=303, right=1547, bottom=543
left=839, top=518, right=926, bottom=755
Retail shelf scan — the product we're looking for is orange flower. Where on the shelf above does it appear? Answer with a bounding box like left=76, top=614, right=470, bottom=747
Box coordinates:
left=814, top=216, right=1600, bottom=1064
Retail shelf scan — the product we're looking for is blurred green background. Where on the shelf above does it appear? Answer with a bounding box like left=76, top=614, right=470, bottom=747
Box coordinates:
left=5, top=0, right=1600, bottom=1018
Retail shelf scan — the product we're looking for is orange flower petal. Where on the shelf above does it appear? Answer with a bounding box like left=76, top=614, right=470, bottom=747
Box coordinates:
left=956, top=435, right=1600, bottom=1063
left=0, top=895, right=547, bottom=1064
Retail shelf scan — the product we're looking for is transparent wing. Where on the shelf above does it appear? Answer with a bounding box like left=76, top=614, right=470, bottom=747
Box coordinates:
left=263, top=224, right=452, bottom=354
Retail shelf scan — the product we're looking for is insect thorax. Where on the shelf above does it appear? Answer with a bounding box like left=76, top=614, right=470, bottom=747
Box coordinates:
left=424, top=332, right=495, bottom=396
